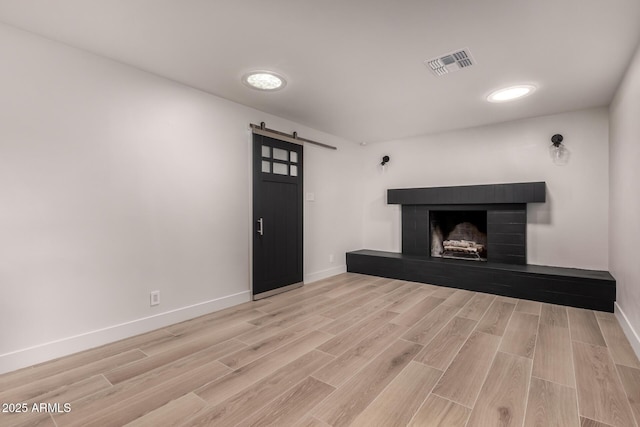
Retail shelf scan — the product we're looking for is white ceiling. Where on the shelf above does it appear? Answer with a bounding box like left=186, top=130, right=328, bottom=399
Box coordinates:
left=1, top=0, right=639, bottom=143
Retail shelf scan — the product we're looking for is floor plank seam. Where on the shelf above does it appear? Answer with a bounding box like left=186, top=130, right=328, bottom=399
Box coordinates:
left=431, top=390, right=473, bottom=410
left=404, top=396, right=427, bottom=426
left=137, top=348, right=151, bottom=357
left=499, top=349, right=535, bottom=361
left=191, top=391, right=209, bottom=406
left=547, top=305, right=582, bottom=427
left=348, top=360, right=438, bottom=427
left=248, top=374, right=331, bottom=426
left=164, top=329, right=180, bottom=337
left=521, top=340, right=537, bottom=427
left=612, top=361, right=640, bottom=427
left=570, top=337, right=609, bottom=348
left=415, top=323, right=477, bottom=381
left=100, top=373, right=113, bottom=386
left=312, top=324, right=409, bottom=388
left=566, top=308, right=583, bottom=425
left=463, top=308, right=511, bottom=422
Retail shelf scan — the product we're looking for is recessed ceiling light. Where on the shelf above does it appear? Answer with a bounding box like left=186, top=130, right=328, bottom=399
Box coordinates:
left=487, top=85, right=536, bottom=103
left=242, top=71, right=286, bottom=91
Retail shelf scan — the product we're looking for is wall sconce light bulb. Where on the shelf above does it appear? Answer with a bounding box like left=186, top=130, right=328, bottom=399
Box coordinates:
left=549, top=134, right=569, bottom=165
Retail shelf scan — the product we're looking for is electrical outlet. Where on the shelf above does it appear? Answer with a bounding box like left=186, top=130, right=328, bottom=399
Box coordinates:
left=329, top=254, right=334, bottom=263
left=150, top=291, right=160, bottom=306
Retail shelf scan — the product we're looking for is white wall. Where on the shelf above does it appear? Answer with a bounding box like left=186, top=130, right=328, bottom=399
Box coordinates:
left=609, top=41, right=640, bottom=354
left=360, top=108, right=610, bottom=271
left=0, top=24, right=362, bottom=374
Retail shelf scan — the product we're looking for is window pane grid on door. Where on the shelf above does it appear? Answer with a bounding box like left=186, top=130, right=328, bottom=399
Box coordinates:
left=259, top=143, right=301, bottom=177
left=262, top=160, right=300, bottom=177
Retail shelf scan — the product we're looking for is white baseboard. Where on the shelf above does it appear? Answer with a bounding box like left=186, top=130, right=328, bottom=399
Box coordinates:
left=615, top=302, right=640, bottom=360
left=304, top=265, right=347, bottom=284
left=0, top=291, right=250, bottom=375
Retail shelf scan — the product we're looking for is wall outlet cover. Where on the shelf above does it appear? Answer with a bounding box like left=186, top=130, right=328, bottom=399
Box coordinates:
left=150, top=291, right=160, bottom=306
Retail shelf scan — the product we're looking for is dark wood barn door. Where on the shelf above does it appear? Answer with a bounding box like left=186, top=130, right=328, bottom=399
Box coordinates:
left=252, top=134, right=303, bottom=299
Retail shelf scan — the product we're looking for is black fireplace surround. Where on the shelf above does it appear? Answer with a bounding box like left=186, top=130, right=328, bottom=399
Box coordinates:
left=347, top=182, right=616, bottom=312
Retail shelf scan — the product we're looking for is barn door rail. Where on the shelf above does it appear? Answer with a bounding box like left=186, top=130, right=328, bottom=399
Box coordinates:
left=250, top=122, right=337, bottom=150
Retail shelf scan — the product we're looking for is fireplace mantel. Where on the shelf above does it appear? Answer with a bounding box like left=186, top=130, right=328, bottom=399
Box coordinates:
left=388, top=181, right=545, bottom=205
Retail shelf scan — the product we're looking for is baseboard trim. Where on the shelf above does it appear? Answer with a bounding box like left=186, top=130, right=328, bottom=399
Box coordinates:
left=615, top=302, right=640, bottom=360
left=0, top=291, right=250, bottom=375
left=304, top=265, right=346, bottom=284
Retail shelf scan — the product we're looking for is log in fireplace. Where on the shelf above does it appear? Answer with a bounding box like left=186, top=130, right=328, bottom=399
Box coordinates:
left=430, top=210, right=487, bottom=261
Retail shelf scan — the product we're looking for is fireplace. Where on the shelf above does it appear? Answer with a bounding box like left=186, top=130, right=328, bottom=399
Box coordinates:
left=347, top=182, right=618, bottom=312
left=395, top=182, right=545, bottom=265
left=430, top=210, right=487, bottom=261
left=404, top=204, right=525, bottom=264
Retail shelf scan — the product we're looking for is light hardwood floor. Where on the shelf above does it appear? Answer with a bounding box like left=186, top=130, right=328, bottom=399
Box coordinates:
left=1, top=273, right=639, bottom=427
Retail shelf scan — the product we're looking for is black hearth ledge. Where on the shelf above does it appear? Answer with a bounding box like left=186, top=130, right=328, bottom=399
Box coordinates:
left=346, top=249, right=615, bottom=312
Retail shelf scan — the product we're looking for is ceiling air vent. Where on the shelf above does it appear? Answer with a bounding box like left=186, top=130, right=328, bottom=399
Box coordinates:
left=425, top=48, right=475, bottom=77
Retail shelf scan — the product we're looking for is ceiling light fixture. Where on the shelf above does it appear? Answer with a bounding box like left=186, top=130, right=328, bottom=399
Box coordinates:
left=487, top=85, right=536, bottom=103
left=242, top=71, right=286, bottom=91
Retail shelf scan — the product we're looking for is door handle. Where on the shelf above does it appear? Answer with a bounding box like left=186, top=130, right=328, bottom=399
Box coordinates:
left=257, top=218, right=264, bottom=236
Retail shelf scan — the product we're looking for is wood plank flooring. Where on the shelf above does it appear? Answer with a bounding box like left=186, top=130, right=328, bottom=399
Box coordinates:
left=1, top=273, right=639, bottom=427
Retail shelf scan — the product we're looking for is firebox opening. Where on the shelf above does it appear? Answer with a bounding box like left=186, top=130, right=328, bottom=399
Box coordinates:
left=430, top=210, right=487, bottom=261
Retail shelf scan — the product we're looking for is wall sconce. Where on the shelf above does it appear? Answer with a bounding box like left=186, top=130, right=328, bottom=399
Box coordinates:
left=381, top=155, right=390, bottom=166
left=549, top=134, right=569, bottom=165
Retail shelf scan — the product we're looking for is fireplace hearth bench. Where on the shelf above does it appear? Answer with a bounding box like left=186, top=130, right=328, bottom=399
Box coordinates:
left=347, top=182, right=616, bottom=312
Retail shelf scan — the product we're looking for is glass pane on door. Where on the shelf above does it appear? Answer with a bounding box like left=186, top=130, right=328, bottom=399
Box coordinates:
left=262, top=160, right=271, bottom=173
left=273, top=148, right=289, bottom=162
left=261, top=145, right=271, bottom=158
left=273, top=162, right=288, bottom=175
